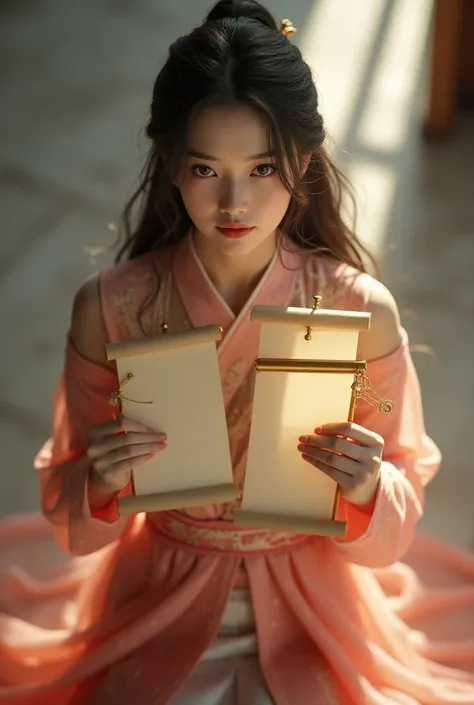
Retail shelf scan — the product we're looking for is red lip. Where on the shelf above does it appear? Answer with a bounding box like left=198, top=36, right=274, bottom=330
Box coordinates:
left=216, top=224, right=255, bottom=239
left=217, top=222, right=252, bottom=229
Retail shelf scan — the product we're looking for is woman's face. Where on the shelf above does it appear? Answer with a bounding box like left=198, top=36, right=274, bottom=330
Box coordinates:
left=177, top=104, right=292, bottom=258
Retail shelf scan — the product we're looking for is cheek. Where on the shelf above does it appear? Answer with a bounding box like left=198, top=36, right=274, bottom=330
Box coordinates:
left=179, top=178, right=216, bottom=218
left=260, top=179, right=291, bottom=218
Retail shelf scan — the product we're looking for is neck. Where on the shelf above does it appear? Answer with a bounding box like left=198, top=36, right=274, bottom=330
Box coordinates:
left=193, top=231, right=277, bottom=315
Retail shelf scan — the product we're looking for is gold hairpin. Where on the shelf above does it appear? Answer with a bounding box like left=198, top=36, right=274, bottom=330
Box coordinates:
left=280, top=18, right=297, bottom=38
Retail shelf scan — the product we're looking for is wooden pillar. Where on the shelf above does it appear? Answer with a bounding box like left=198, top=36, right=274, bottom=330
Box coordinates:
left=458, top=0, right=474, bottom=106
left=423, top=0, right=463, bottom=138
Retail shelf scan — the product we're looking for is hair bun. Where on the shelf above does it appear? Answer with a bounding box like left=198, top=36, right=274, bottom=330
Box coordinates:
left=205, top=0, right=277, bottom=31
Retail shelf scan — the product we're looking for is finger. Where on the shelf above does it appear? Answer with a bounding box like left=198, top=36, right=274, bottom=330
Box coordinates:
left=88, top=417, right=163, bottom=440
left=298, top=434, right=368, bottom=462
left=92, top=442, right=166, bottom=471
left=312, top=423, right=383, bottom=448
left=301, top=454, right=356, bottom=488
left=298, top=446, right=360, bottom=477
left=98, top=453, right=154, bottom=486
left=88, top=432, right=166, bottom=459
left=90, top=464, right=130, bottom=491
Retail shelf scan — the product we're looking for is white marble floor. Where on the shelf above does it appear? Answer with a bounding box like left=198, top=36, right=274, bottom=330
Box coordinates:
left=0, top=0, right=473, bottom=548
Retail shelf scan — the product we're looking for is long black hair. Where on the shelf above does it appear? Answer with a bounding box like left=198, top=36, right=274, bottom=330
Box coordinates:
left=116, top=0, right=376, bottom=274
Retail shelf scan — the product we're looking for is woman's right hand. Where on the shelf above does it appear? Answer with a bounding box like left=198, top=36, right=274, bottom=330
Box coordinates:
left=87, top=417, right=167, bottom=494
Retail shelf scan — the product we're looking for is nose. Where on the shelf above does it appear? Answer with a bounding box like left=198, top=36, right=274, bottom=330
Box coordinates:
left=219, top=204, right=248, bottom=215
left=219, top=179, right=249, bottom=215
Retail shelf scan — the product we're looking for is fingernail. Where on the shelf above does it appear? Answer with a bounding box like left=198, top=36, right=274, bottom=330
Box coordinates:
left=299, top=435, right=308, bottom=443
left=314, top=427, right=323, bottom=434
left=156, top=433, right=167, bottom=440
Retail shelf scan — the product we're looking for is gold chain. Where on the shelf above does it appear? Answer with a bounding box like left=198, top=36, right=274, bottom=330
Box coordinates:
left=352, top=371, right=394, bottom=415
left=109, top=373, right=153, bottom=409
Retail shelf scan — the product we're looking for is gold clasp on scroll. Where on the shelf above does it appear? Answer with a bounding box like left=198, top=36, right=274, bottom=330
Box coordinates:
left=109, top=373, right=153, bottom=411
left=351, top=370, right=394, bottom=415
left=304, top=295, right=322, bottom=341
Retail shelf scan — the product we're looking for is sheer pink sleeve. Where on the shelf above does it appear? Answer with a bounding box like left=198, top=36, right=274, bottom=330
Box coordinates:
left=34, top=337, right=132, bottom=556
left=334, top=330, right=441, bottom=567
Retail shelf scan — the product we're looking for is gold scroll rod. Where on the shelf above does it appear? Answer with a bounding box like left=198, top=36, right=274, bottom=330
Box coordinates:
left=255, top=359, right=367, bottom=374
left=255, top=357, right=394, bottom=416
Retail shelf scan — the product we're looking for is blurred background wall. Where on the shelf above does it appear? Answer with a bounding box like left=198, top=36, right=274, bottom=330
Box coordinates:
left=1, top=0, right=473, bottom=548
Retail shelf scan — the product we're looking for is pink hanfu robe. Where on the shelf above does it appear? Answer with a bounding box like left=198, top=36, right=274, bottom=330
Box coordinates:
left=0, top=234, right=473, bottom=704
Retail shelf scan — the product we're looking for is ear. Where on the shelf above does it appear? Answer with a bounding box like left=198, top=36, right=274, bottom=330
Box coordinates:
left=172, top=171, right=183, bottom=189
left=159, top=151, right=182, bottom=188
left=301, top=154, right=312, bottom=176
left=172, top=164, right=186, bottom=189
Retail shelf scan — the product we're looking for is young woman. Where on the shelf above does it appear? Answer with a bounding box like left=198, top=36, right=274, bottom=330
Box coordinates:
left=1, top=1, right=473, bottom=703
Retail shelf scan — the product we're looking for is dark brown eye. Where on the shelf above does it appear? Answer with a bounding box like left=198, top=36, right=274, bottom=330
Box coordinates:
left=192, top=165, right=216, bottom=177
left=252, top=164, right=276, bottom=177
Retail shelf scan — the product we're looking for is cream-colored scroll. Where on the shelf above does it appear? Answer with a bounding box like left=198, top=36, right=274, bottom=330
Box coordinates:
left=234, top=296, right=393, bottom=538
left=105, top=325, right=238, bottom=516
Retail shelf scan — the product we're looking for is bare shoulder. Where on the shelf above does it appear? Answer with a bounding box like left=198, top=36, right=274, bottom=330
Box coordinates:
left=310, top=257, right=403, bottom=360
left=70, top=273, right=111, bottom=366
left=357, top=278, right=403, bottom=361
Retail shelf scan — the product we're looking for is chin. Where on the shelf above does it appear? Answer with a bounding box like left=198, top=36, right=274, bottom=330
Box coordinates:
left=216, top=236, right=265, bottom=257
left=217, top=229, right=277, bottom=252
left=193, top=225, right=277, bottom=258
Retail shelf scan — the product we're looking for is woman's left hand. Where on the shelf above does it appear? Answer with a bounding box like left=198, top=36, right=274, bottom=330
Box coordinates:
left=297, top=423, right=384, bottom=506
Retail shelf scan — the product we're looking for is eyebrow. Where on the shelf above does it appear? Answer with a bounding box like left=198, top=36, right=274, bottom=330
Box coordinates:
left=186, top=150, right=275, bottom=161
